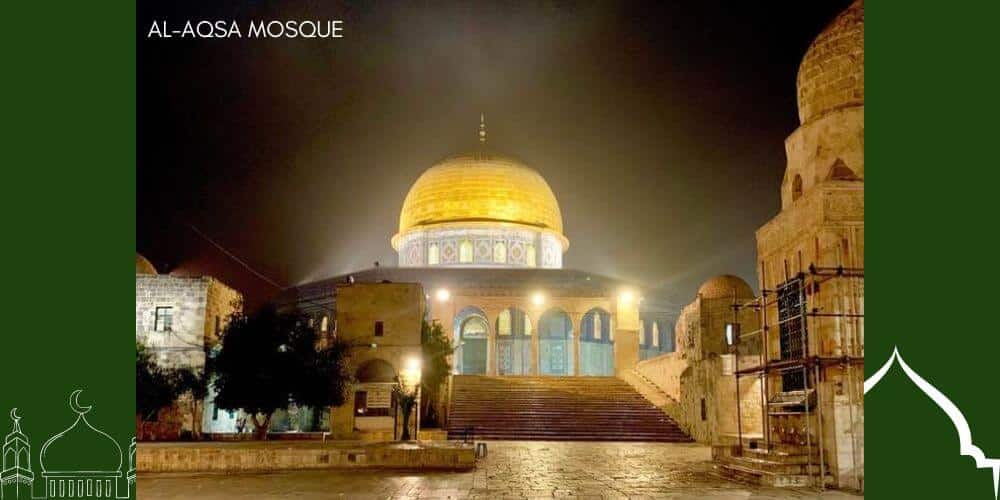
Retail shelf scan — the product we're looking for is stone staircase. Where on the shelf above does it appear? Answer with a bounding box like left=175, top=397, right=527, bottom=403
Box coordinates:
left=446, top=375, right=692, bottom=442
left=714, top=443, right=832, bottom=488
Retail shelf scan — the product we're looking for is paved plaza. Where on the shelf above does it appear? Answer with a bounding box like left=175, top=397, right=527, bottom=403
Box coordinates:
left=139, top=441, right=862, bottom=499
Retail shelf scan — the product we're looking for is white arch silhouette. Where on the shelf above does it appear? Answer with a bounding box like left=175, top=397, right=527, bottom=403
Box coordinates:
left=865, top=347, right=1000, bottom=498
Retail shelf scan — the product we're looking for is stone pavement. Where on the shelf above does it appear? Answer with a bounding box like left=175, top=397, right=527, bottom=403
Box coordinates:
left=139, top=441, right=863, bottom=499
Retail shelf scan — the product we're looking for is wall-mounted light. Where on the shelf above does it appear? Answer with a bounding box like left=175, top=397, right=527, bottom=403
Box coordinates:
left=435, top=288, right=451, bottom=302
left=401, top=356, right=422, bottom=387
left=405, top=356, right=422, bottom=372
left=619, top=290, right=635, bottom=304
left=531, top=292, right=546, bottom=307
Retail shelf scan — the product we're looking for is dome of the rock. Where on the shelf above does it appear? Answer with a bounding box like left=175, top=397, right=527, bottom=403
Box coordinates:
left=393, top=153, right=568, bottom=268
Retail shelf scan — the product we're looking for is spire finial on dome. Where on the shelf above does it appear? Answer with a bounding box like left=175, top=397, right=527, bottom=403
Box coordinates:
left=479, top=113, right=487, bottom=144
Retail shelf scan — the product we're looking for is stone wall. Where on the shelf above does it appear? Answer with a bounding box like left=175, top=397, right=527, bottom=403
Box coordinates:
left=632, top=290, right=761, bottom=445
left=635, top=353, right=761, bottom=444
left=135, top=274, right=243, bottom=438
left=331, top=282, right=425, bottom=439
left=137, top=441, right=475, bottom=473
left=136, top=275, right=211, bottom=369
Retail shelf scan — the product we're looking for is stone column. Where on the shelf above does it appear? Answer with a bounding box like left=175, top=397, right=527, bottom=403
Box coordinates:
left=527, top=309, right=542, bottom=376
left=615, top=298, right=641, bottom=377
left=330, top=390, right=356, bottom=439
left=486, top=310, right=498, bottom=376
left=573, top=313, right=584, bottom=376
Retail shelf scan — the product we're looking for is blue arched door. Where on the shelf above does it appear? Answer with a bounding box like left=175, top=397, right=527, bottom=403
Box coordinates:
left=539, top=309, right=572, bottom=375
left=454, top=307, right=488, bottom=374
left=496, top=307, right=533, bottom=375
left=580, top=308, right=614, bottom=376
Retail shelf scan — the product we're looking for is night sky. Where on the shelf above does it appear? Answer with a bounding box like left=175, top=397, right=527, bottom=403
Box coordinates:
left=138, top=0, right=853, bottom=312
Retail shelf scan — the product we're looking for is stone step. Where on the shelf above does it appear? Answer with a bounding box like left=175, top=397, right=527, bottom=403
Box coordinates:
left=448, top=375, right=691, bottom=442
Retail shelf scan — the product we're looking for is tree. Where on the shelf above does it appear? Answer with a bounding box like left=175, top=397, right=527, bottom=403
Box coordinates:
left=393, top=378, right=419, bottom=441
left=135, top=342, right=182, bottom=440
left=420, top=320, right=455, bottom=427
left=212, top=305, right=352, bottom=440
left=175, top=368, right=210, bottom=440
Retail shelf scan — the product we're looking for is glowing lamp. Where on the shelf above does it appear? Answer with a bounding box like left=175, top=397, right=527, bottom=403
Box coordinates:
left=435, top=288, right=451, bottom=302
left=531, top=292, right=546, bottom=307
left=401, top=356, right=422, bottom=387
left=619, top=290, right=635, bottom=304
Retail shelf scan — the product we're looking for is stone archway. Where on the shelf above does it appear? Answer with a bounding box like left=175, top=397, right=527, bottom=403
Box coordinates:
left=580, top=308, right=614, bottom=376
left=539, top=308, right=573, bottom=375
left=496, top=307, right=533, bottom=375
left=454, top=306, right=488, bottom=374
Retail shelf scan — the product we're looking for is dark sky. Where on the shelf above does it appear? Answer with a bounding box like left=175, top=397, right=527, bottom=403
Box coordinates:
left=138, top=0, right=852, bottom=313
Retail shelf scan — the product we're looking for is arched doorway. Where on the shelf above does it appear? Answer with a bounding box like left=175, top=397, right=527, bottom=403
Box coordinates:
left=580, top=308, right=614, bottom=376
left=539, top=308, right=572, bottom=375
left=496, top=307, right=533, bottom=375
left=454, top=306, right=488, bottom=374
left=353, top=359, right=397, bottom=432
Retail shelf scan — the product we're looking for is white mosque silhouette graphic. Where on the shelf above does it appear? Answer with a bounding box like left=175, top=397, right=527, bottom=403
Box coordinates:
left=1, top=390, right=136, bottom=500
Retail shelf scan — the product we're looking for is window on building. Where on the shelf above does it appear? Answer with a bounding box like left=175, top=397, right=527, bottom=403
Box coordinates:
left=215, top=316, right=221, bottom=336
left=154, top=307, right=173, bottom=332
left=792, top=174, right=803, bottom=201
left=354, top=391, right=368, bottom=415
left=428, top=243, right=440, bottom=265
left=497, top=309, right=511, bottom=335
left=459, top=240, right=473, bottom=263
left=701, top=398, right=707, bottom=421
left=320, top=315, right=329, bottom=333
left=526, top=243, right=536, bottom=267
left=213, top=406, right=219, bottom=421
left=652, top=322, right=660, bottom=348
left=374, top=320, right=384, bottom=337
left=493, top=242, right=507, bottom=263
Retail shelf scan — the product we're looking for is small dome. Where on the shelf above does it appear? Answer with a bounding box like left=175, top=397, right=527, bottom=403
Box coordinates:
left=40, top=393, right=123, bottom=474
left=394, top=153, right=565, bottom=247
left=698, top=275, right=754, bottom=300
left=136, top=253, right=158, bottom=275
left=796, top=0, right=864, bottom=124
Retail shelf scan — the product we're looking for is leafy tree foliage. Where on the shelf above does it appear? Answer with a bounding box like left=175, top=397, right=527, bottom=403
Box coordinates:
left=135, top=342, right=183, bottom=439
left=420, top=320, right=455, bottom=427
left=174, top=368, right=209, bottom=440
left=212, top=305, right=352, bottom=439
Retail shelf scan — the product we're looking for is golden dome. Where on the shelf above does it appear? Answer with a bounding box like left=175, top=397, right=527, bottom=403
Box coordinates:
left=698, top=275, right=755, bottom=300
left=797, top=0, right=864, bottom=124
left=394, top=153, right=565, bottom=247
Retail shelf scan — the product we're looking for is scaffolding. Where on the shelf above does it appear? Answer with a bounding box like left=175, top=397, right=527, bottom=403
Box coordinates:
left=729, top=264, right=864, bottom=490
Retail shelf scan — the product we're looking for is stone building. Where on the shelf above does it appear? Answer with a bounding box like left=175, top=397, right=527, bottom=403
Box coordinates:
left=327, top=282, right=425, bottom=439
left=134, top=254, right=243, bottom=437
left=280, top=133, right=661, bottom=381
left=716, top=0, right=865, bottom=490
left=632, top=275, right=761, bottom=444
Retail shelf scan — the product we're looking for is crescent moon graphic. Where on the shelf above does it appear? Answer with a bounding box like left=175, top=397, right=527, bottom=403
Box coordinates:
left=70, top=389, right=92, bottom=415
left=10, top=407, right=19, bottom=421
